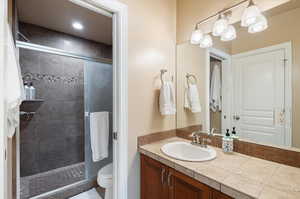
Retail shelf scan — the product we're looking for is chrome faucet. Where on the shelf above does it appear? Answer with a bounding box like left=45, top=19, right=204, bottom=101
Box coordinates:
left=210, top=128, right=216, bottom=135
left=190, top=132, right=211, bottom=148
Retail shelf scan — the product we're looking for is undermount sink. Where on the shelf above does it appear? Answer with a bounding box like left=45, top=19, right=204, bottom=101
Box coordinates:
left=161, top=141, right=217, bottom=162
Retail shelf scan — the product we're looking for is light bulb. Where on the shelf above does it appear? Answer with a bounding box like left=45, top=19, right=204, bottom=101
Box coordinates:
left=241, top=0, right=261, bottom=27
left=221, top=25, right=236, bottom=41
left=248, top=15, right=268, bottom=33
left=190, top=29, right=203, bottom=45
left=212, top=15, right=229, bottom=36
left=200, top=34, right=213, bottom=48
left=72, top=22, right=84, bottom=30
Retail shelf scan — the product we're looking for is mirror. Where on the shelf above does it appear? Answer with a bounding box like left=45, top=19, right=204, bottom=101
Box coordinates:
left=176, top=0, right=300, bottom=149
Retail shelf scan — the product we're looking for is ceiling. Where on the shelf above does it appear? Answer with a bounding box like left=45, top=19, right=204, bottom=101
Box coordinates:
left=17, top=0, right=113, bottom=45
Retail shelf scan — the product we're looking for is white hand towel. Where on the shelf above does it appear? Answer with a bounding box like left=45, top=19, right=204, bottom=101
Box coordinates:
left=159, top=81, right=176, bottom=115
left=90, top=112, right=109, bottom=162
left=210, top=64, right=222, bottom=112
left=4, top=23, right=25, bottom=138
left=184, top=84, right=201, bottom=113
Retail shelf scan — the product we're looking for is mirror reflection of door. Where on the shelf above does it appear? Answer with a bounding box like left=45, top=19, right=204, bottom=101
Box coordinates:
left=232, top=47, right=286, bottom=146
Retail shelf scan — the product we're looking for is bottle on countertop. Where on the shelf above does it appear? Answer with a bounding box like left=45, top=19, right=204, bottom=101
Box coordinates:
left=28, top=82, right=36, bottom=100
left=24, top=82, right=30, bottom=100
left=222, top=129, right=233, bottom=153
left=231, top=127, right=239, bottom=139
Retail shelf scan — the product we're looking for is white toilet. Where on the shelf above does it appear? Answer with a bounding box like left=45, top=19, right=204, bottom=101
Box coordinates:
left=97, top=163, right=113, bottom=199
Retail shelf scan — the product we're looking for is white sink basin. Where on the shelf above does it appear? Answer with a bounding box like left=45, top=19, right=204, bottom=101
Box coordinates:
left=161, top=141, right=216, bottom=162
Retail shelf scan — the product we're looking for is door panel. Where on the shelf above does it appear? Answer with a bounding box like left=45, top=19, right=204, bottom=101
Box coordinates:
left=212, top=190, right=233, bottom=199
left=170, top=169, right=211, bottom=199
left=232, top=49, right=285, bottom=146
left=173, top=178, right=205, bottom=199
left=141, top=155, right=169, bottom=199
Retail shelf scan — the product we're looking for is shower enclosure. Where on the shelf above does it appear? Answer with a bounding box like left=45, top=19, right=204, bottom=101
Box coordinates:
left=18, top=41, right=113, bottom=199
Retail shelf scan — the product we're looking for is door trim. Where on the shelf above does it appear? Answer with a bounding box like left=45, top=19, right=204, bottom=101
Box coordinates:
left=69, top=1, right=129, bottom=199
left=1, top=0, right=129, bottom=199
left=232, top=42, right=292, bottom=147
left=204, top=48, right=232, bottom=133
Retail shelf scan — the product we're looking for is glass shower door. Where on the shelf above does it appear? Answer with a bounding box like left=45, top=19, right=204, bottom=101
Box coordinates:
left=84, top=60, right=113, bottom=179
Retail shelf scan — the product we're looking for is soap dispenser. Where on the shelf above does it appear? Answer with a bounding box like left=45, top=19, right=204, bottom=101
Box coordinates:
left=222, top=129, right=233, bottom=153
left=28, top=82, right=36, bottom=100
left=231, top=127, right=239, bottom=139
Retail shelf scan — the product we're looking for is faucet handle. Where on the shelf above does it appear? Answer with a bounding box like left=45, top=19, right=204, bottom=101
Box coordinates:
left=190, top=132, right=198, bottom=143
left=189, top=132, right=197, bottom=138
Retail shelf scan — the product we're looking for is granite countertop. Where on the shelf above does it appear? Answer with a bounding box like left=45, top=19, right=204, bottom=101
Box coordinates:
left=138, top=137, right=300, bottom=199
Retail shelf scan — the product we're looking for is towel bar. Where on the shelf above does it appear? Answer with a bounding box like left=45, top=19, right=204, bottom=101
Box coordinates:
left=186, top=73, right=197, bottom=86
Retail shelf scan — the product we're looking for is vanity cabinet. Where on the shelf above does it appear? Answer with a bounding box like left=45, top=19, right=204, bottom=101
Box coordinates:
left=141, top=154, right=232, bottom=199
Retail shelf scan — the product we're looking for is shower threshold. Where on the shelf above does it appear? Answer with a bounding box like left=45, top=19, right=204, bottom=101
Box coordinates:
left=20, top=162, right=85, bottom=199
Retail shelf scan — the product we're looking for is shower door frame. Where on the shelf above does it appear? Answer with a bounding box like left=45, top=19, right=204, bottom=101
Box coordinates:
left=67, top=1, right=129, bottom=199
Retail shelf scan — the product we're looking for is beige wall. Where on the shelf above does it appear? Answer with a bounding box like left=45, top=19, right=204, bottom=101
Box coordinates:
left=117, top=0, right=176, bottom=199
left=231, top=7, right=300, bottom=147
left=176, top=0, right=290, bottom=43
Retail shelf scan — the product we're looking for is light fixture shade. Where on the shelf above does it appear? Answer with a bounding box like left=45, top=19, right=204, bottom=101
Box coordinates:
left=212, top=16, right=229, bottom=36
left=190, top=29, right=204, bottom=44
left=248, top=15, right=268, bottom=33
left=200, top=34, right=213, bottom=48
left=221, top=25, right=236, bottom=41
left=241, top=4, right=261, bottom=27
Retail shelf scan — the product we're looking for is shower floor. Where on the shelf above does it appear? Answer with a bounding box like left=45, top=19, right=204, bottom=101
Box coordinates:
left=20, top=162, right=85, bottom=199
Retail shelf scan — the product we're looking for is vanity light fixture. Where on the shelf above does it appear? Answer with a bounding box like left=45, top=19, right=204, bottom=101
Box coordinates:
left=241, top=0, right=261, bottom=27
left=190, top=0, right=268, bottom=48
left=221, top=25, right=236, bottom=41
left=200, top=34, right=213, bottom=48
left=190, top=27, right=204, bottom=44
left=212, top=14, right=229, bottom=37
left=248, top=14, right=268, bottom=33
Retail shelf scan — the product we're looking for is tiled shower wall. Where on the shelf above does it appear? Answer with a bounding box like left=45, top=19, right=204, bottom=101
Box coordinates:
left=19, top=22, right=112, bottom=59
left=19, top=23, right=112, bottom=177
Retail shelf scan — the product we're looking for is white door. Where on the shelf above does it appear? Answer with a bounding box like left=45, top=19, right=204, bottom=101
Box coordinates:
left=232, top=49, right=285, bottom=146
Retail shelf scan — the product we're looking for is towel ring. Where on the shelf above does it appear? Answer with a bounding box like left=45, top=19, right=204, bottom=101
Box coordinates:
left=186, top=73, right=197, bottom=86
left=160, top=69, right=168, bottom=84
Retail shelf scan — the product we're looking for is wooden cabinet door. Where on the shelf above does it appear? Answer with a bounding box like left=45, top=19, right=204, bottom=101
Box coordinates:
left=212, top=190, right=233, bottom=199
left=141, top=155, right=169, bottom=199
left=169, top=169, right=212, bottom=199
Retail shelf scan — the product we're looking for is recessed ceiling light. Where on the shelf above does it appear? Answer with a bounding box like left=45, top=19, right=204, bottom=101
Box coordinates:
left=72, top=22, right=83, bottom=30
